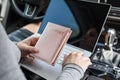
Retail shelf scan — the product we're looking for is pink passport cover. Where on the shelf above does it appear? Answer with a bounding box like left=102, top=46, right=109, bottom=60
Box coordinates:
left=33, top=22, right=72, bottom=65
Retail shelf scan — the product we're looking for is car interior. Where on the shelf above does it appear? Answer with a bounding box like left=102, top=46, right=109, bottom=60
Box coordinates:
left=0, top=0, right=120, bottom=80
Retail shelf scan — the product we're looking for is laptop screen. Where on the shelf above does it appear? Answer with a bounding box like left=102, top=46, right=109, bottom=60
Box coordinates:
left=38, top=0, right=111, bottom=52
left=65, top=0, right=111, bottom=52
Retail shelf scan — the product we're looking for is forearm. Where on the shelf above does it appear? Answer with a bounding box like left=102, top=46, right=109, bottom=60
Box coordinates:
left=10, top=40, right=21, bottom=62
left=0, top=23, right=26, bottom=80
left=0, top=41, right=26, bottom=80
left=57, top=63, right=84, bottom=80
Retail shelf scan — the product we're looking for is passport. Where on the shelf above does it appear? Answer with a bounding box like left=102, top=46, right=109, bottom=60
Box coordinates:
left=33, top=22, right=72, bottom=65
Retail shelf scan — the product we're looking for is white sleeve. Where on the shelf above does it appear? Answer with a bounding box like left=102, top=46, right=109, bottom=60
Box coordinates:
left=57, top=63, right=84, bottom=80
left=0, top=23, right=26, bottom=80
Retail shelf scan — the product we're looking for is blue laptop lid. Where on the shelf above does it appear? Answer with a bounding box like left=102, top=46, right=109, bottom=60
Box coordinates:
left=38, top=0, right=80, bottom=39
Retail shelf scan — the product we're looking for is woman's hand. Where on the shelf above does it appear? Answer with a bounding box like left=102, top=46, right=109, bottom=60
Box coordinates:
left=63, top=52, right=92, bottom=72
left=17, top=36, right=40, bottom=60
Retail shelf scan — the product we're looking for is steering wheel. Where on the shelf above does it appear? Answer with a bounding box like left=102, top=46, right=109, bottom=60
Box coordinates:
left=11, top=0, right=50, bottom=21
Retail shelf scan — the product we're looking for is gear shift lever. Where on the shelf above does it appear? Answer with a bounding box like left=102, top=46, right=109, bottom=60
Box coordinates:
left=102, top=29, right=117, bottom=65
left=105, top=29, right=117, bottom=51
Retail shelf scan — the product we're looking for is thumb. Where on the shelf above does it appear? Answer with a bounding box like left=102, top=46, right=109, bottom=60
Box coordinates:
left=25, top=46, right=39, bottom=53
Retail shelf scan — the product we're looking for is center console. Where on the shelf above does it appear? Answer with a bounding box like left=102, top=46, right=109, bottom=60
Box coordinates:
left=82, top=25, right=120, bottom=80
left=82, top=0, right=120, bottom=80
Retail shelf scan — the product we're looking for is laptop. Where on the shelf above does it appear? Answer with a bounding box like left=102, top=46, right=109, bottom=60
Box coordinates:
left=21, top=0, right=111, bottom=80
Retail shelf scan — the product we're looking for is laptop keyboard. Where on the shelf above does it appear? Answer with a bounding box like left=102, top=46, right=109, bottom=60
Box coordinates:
left=57, top=44, right=91, bottom=65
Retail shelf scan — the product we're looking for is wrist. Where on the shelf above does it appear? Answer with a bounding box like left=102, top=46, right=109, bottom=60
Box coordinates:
left=63, top=63, right=85, bottom=75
